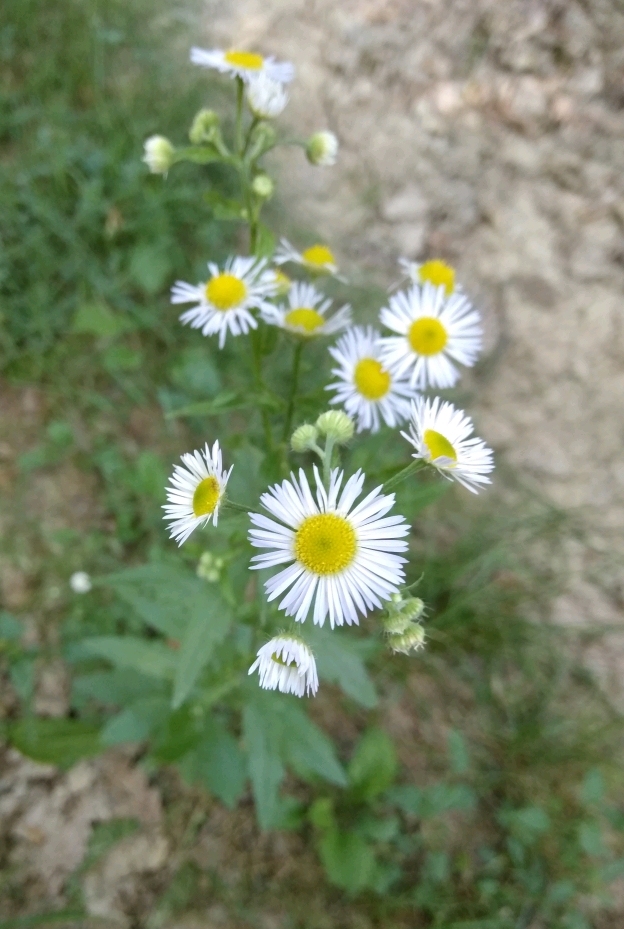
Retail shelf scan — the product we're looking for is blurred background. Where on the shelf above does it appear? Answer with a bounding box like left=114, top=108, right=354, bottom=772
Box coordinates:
left=1, top=0, right=624, bottom=927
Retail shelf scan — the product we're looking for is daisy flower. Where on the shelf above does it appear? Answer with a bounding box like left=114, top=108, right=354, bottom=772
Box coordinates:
left=274, top=238, right=341, bottom=277
left=401, top=396, right=494, bottom=494
left=262, top=281, right=351, bottom=338
left=171, top=256, right=276, bottom=349
left=306, top=131, right=338, bottom=166
left=248, top=634, right=319, bottom=697
left=398, top=258, right=458, bottom=296
left=248, top=466, right=409, bottom=628
left=379, top=281, right=482, bottom=390
left=246, top=72, right=289, bottom=118
left=326, top=326, right=417, bottom=433
left=190, top=47, right=294, bottom=84
left=163, top=441, right=233, bottom=545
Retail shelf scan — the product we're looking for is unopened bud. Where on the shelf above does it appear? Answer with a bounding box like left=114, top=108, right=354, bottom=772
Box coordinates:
left=142, top=135, right=175, bottom=174
left=306, top=131, right=338, bottom=167
left=189, top=109, right=220, bottom=145
left=247, top=73, right=288, bottom=119
left=315, top=410, right=354, bottom=445
left=252, top=173, right=274, bottom=199
left=383, top=597, right=426, bottom=634
left=70, top=571, right=92, bottom=594
left=388, top=624, right=426, bottom=655
left=291, top=423, right=319, bottom=453
left=196, top=551, right=224, bottom=583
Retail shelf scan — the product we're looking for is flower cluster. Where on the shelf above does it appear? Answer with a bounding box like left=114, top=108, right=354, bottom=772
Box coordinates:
left=147, top=42, right=495, bottom=699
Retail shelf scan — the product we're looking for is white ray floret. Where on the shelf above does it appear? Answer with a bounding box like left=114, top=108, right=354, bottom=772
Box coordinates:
left=163, top=441, right=233, bottom=545
left=402, top=396, right=494, bottom=494
left=326, top=325, right=418, bottom=433
left=248, top=466, right=409, bottom=629
left=379, top=281, right=482, bottom=390
left=248, top=634, right=319, bottom=697
left=274, top=238, right=341, bottom=277
left=171, top=256, right=277, bottom=349
left=190, top=47, right=294, bottom=84
left=261, top=281, right=351, bottom=339
left=246, top=72, right=289, bottom=118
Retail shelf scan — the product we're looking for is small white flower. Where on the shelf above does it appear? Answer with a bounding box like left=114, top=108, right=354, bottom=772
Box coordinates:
left=397, top=258, right=459, bottom=296
left=248, top=635, right=319, bottom=697
left=171, top=256, right=277, bottom=349
left=246, top=72, right=289, bottom=118
left=142, top=136, right=174, bottom=174
left=274, top=238, right=341, bottom=277
left=190, top=47, right=294, bottom=84
left=402, top=396, right=494, bottom=494
left=248, top=466, right=409, bottom=628
left=306, top=131, right=338, bottom=166
left=379, top=282, right=482, bottom=390
left=326, top=326, right=418, bottom=433
left=163, top=441, right=233, bottom=545
left=261, top=281, right=351, bottom=339
left=70, top=572, right=92, bottom=594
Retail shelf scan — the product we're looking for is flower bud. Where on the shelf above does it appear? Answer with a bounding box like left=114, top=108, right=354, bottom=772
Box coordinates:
left=189, top=109, right=220, bottom=145
left=315, top=410, right=354, bottom=445
left=388, top=624, right=426, bottom=655
left=252, top=173, right=274, bottom=200
left=70, top=571, right=92, bottom=594
left=247, top=73, right=289, bottom=119
left=196, top=551, right=224, bottom=583
left=142, top=135, right=175, bottom=174
left=306, top=131, right=338, bottom=167
left=291, top=423, right=319, bottom=453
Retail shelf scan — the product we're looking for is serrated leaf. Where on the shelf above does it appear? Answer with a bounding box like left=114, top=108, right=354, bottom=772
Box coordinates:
left=180, top=718, right=247, bottom=809
left=78, top=636, right=177, bottom=679
left=348, top=727, right=397, bottom=800
left=305, top=627, right=377, bottom=708
left=172, top=587, right=233, bottom=709
left=8, top=717, right=101, bottom=768
left=243, top=702, right=284, bottom=831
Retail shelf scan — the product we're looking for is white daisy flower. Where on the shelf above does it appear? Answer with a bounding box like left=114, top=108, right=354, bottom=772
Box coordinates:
left=306, top=131, right=338, bottom=166
left=142, top=136, right=174, bottom=174
left=326, top=326, right=417, bottom=433
left=246, top=72, right=289, bottom=118
left=248, top=634, right=319, bottom=697
left=261, top=281, right=351, bottom=339
left=274, top=238, right=341, bottom=277
left=70, top=572, right=92, bottom=594
left=248, top=466, right=409, bottom=628
left=379, top=282, right=482, bottom=390
left=171, top=256, right=276, bottom=349
left=190, top=47, right=294, bottom=84
left=163, top=441, right=233, bottom=545
left=398, top=258, right=458, bottom=296
left=401, top=396, right=494, bottom=494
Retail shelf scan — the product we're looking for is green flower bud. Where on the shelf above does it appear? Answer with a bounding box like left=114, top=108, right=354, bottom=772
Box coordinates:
left=291, top=423, right=319, bottom=453
left=196, top=551, right=224, bottom=583
left=388, top=624, right=426, bottom=655
left=189, top=109, right=220, bottom=145
left=252, top=173, right=274, bottom=199
left=315, top=410, right=354, bottom=445
left=306, top=131, right=338, bottom=167
left=142, top=135, right=175, bottom=174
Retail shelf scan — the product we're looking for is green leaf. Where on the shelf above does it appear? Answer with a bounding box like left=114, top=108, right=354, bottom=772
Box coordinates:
left=165, top=390, right=282, bottom=420
left=581, top=768, right=605, bottom=805
left=448, top=729, right=470, bottom=775
left=243, top=702, right=285, bottom=830
left=8, top=717, right=101, bottom=768
left=318, top=829, right=377, bottom=894
left=100, top=697, right=169, bottom=746
left=272, top=700, right=347, bottom=787
left=388, top=782, right=476, bottom=818
left=305, top=627, right=377, bottom=708
left=180, top=718, right=247, bottom=809
left=101, top=563, right=207, bottom=638
left=72, top=300, right=129, bottom=338
left=151, top=705, right=202, bottom=761
left=129, top=244, right=172, bottom=294
left=175, top=145, right=221, bottom=165
left=72, top=669, right=165, bottom=709
left=0, top=612, right=22, bottom=641
left=78, top=636, right=177, bottom=679
left=172, top=587, right=233, bottom=709
left=578, top=821, right=606, bottom=858
left=255, top=223, right=275, bottom=259
left=499, top=805, right=550, bottom=845
left=204, top=191, right=246, bottom=221
left=348, top=727, right=397, bottom=801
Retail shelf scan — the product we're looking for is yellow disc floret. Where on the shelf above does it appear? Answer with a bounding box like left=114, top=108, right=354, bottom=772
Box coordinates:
left=295, top=513, right=357, bottom=575
left=285, top=307, right=325, bottom=333
left=192, top=476, right=221, bottom=517
left=224, top=50, right=264, bottom=70
left=206, top=274, right=247, bottom=311
left=424, top=429, right=457, bottom=463
left=302, top=245, right=335, bottom=268
left=408, top=317, right=448, bottom=356
left=354, top=358, right=391, bottom=401
left=418, top=260, right=455, bottom=296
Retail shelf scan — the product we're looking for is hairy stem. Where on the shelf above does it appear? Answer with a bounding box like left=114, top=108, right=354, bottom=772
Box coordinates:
left=283, top=341, right=303, bottom=442
left=383, top=458, right=427, bottom=492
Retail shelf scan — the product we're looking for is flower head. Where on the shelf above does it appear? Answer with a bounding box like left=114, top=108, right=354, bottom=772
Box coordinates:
left=291, top=423, right=320, bottom=453
left=402, top=397, right=494, bottom=494
left=326, top=326, right=418, bottom=433
left=274, top=238, right=341, bottom=277
left=190, top=47, right=294, bottom=84
left=142, top=136, right=174, bottom=174
left=248, top=467, right=409, bottom=628
left=261, top=281, right=351, bottom=339
left=306, top=131, right=338, bottom=166
left=315, top=410, right=354, bottom=445
left=70, top=572, right=92, bottom=594
left=247, top=72, right=289, bottom=118
left=171, top=256, right=277, bottom=348
left=379, top=282, right=482, bottom=390
left=163, top=441, right=233, bottom=545
left=398, top=258, right=457, bottom=296
left=387, top=624, right=426, bottom=655
left=249, top=634, right=319, bottom=697
left=189, top=109, right=220, bottom=145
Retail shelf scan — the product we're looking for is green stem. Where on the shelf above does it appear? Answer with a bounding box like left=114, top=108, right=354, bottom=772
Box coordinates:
left=322, top=437, right=336, bottom=489
left=223, top=498, right=250, bottom=514
left=282, top=341, right=303, bottom=442
left=383, top=458, right=427, bottom=492
left=251, top=329, right=273, bottom=452
left=235, top=76, right=244, bottom=155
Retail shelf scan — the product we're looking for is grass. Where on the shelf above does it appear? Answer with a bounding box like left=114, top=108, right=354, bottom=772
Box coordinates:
left=1, top=1, right=624, bottom=928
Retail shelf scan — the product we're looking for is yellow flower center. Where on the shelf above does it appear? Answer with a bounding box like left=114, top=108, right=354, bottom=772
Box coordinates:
left=418, top=259, right=455, bottom=296
left=354, top=358, right=391, bottom=400
left=205, top=273, right=247, bottom=311
left=424, top=429, right=457, bottom=463
left=192, top=476, right=221, bottom=517
left=284, top=307, right=325, bottom=333
left=295, top=513, right=357, bottom=575
left=224, top=50, right=264, bottom=70
left=408, top=317, right=448, bottom=356
left=302, top=245, right=335, bottom=268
